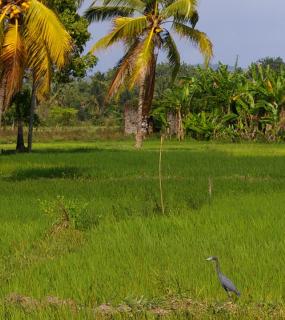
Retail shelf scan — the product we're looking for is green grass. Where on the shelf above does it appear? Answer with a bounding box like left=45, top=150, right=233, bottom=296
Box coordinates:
left=1, top=140, right=285, bottom=318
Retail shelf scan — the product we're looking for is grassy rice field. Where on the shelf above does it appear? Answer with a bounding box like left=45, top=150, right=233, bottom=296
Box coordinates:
left=1, top=139, right=285, bottom=318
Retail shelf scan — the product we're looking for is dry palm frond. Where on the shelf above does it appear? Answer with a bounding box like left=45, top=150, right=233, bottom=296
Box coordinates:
left=161, top=31, right=180, bottom=80
left=1, top=21, right=25, bottom=110
left=108, top=39, right=142, bottom=99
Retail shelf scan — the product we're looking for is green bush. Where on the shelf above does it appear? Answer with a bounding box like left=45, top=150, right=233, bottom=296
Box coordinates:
left=48, top=106, right=78, bottom=126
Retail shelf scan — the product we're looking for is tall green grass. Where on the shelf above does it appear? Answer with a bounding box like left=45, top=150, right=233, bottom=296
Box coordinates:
left=0, top=140, right=285, bottom=318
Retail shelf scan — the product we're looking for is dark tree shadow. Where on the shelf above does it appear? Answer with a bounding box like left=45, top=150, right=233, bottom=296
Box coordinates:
left=33, top=147, right=103, bottom=154
left=9, top=167, right=83, bottom=181
left=0, top=149, right=17, bottom=156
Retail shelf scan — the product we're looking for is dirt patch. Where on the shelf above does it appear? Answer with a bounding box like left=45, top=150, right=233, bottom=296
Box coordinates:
left=5, top=294, right=285, bottom=318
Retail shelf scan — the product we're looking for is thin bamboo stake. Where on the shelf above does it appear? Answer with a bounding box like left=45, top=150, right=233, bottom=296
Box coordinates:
left=208, top=176, right=212, bottom=202
left=159, top=135, right=165, bottom=214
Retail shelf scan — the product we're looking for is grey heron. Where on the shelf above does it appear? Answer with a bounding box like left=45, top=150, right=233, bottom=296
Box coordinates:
left=206, top=256, right=240, bottom=297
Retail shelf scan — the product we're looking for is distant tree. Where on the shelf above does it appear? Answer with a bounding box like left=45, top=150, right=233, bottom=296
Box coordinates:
left=255, top=57, right=285, bottom=73
left=42, top=79, right=99, bottom=122
left=155, top=62, right=196, bottom=96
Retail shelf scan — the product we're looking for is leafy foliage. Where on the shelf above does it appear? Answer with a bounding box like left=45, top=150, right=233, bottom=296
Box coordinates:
left=3, top=87, right=40, bottom=126
left=49, top=0, right=97, bottom=82
left=152, top=63, right=285, bottom=141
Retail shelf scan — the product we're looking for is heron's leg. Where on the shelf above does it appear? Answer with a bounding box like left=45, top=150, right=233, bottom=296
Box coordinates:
left=225, top=289, right=231, bottom=300
left=223, top=286, right=229, bottom=297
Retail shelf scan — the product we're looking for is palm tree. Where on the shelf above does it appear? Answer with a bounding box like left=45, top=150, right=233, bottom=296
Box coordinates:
left=0, top=0, right=72, bottom=150
left=85, top=0, right=213, bottom=148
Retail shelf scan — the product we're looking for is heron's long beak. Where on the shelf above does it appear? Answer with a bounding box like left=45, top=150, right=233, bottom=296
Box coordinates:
left=206, top=257, right=212, bottom=261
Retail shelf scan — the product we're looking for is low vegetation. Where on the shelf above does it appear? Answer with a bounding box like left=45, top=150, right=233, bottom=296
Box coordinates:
left=0, top=140, right=285, bottom=318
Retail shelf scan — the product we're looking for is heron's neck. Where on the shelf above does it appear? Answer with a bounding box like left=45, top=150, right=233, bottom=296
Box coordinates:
left=214, top=260, right=221, bottom=275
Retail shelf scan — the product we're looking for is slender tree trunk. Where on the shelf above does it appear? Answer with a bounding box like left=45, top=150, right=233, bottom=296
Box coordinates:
left=0, top=80, right=5, bottom=129
left=16, top=119, right=26, bottom=152
left=135, top=84, right=145, bottom=149
left=28, top=83, right=37, bottom=152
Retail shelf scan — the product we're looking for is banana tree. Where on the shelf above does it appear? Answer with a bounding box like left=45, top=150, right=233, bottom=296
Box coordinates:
left=238, top=65, right=285, bottom=139
left=158, top=80, right=197, bottom=140
left=85, top=0, right=213, bottom=148
left=184, top=110, right=224, bottom=140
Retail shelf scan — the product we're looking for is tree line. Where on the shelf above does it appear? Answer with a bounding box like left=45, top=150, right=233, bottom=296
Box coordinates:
left=3, top=57, right=285, bottom=143
left=1, top=1, right=285, bottom=150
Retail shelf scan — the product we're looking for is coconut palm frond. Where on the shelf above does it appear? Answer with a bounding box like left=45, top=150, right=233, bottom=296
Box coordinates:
left=84, top=6, right=134, bottom=22
left=27, top=41, right=52, bottom=100
left=24, top=0, right=72, bottom=68
left=108, top=39, right=141, bottom=99
left=162, top=0, right=197, bottom=19
left=76, top=0, right=85, bottom=7
left=103, top=0, right=145, bottom=12
left=0, top=21, right=4, bottom=50
left=173, top=9, right=199, bottom=28
left=90, top=32, right=117, bottom=53
left=129, top=28, right=155, bottom=87
left=0, top=21, right=25, bottom=109
left=90, top=16, right=147, bottom=53
left=161, top=31, right=180, bottom=81
left=0, top=6, right=10, bottom=24
left=173, top=22, right=213, bottom=64
left=190, top=10, right=199, bottom=28
left=114, top=16, right=147, bottom=37
left=36, top=54, right=52, bottom=100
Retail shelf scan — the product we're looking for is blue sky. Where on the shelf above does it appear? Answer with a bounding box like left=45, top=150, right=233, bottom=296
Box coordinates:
left=81, top=0, right=285, bottom=71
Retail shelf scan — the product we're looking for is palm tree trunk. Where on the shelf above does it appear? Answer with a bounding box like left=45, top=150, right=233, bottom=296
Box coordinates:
left=16, top=119, right=26, bottom=152
left=0, top=80, right=5, bottom=129
left=142, top=53, right=157, bottom=134
left=135, top=83, right=145, bottom=149
left=28, top=83, right=37, bottom=152
left=0, top=107, right=2, bottom=129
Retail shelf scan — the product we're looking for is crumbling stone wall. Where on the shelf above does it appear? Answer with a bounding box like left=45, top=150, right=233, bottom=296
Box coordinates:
left=124, top=105, right=137, bottom=135
left=124, top=106, right=177, bottom=136
left=167, top=112, right=177, bottom=136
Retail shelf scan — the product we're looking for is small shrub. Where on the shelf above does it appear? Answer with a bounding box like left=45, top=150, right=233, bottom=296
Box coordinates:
left=40, top=196, right=100, bottom=232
